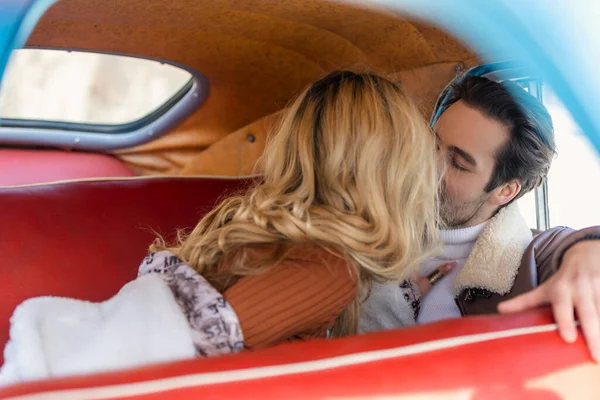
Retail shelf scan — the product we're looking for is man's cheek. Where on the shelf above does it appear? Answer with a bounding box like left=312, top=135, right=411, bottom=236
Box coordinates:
left=443, top=176, right=463, bottom=198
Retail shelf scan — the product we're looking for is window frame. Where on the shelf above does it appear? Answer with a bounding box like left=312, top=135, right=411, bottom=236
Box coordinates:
left=524, top=79, right=551, bottom=231
left=0, top=48, right=209, bottom=151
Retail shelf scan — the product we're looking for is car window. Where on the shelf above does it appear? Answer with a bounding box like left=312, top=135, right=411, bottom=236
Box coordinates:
left=544, top=86, right=600, bottom=229
left=517, top=190, right=538, bottom=229
left=517, top=82, right=600, bottom=230
left=0, top=49, right=192, bottom=127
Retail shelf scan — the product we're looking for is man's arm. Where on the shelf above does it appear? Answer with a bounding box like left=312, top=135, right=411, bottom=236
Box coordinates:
left=520, top=226, right=575, bottom=285
left=499, top=225, right=600, bottom=361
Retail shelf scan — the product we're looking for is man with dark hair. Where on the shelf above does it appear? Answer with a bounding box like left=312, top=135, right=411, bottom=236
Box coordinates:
left=437, top=76, right=556, bottom=227
left=360, top=75, right=600, bottom=360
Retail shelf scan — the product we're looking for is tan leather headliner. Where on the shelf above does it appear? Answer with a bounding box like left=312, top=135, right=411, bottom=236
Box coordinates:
left=27, top=0, right=477, bottom=175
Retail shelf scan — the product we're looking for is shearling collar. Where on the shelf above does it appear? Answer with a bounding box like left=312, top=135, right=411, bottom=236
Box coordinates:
left=452, top=203, right=533, bottom=296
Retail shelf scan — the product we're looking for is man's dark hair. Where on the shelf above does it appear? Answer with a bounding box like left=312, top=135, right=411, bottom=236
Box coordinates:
left=444, top=75, right=556, bottom=202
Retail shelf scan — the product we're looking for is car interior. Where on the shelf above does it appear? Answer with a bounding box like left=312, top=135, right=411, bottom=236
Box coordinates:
left=0, top=0, right=599, bottom=399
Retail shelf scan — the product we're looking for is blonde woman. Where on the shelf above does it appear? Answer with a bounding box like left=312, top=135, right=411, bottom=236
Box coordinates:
left=0, top=71, right=446, bottom=384
left=148, top=70, right=442, bottom=352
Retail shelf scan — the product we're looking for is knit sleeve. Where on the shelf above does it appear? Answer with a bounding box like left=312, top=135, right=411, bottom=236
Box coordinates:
left=223, top=245, right=357, bottom=349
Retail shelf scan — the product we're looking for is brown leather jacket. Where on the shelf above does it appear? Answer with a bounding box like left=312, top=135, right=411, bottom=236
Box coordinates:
left=457, top=225, right=600, bottom=316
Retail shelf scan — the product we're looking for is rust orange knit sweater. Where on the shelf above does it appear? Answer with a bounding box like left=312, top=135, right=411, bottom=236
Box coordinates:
left=222, top=244, right=357, bottom=349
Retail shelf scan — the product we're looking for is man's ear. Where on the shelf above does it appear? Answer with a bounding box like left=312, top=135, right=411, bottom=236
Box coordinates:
left=489, top=179, right=522, bottom=207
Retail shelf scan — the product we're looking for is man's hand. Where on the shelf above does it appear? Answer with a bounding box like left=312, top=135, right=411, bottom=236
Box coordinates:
left=498, top=240, right=600, bottom=362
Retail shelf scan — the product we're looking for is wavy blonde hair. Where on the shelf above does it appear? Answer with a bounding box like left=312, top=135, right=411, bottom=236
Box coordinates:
left=154, top=71, right=439, bottom=335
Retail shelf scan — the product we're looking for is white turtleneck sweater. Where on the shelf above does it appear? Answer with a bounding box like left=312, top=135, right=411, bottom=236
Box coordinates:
left=359, top=221, right=489, bottom=333
left=417, top=221, right=488, bottom=324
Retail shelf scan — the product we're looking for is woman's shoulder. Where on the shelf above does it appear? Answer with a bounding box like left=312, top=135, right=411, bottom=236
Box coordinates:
left=281, top=243, right=358, bottom=285
left=226, top=242, right=358, bottom=291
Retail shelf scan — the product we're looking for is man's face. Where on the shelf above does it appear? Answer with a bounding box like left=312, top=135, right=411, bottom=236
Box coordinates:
left=434, top=100, right=511, bottom=228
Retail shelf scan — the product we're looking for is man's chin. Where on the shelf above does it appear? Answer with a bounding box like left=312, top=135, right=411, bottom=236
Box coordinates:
left=440, top=219, right=465, bottom=229
left=438, top=198, right=488, bottom=229
left=439, top=211, right=474, bottom=229
left=439, top=214, right=459, bottom=229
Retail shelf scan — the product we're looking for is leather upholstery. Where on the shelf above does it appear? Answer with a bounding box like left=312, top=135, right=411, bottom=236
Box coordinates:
left=0, top=309, right=597, bottom=399
left=179, top=112, right=280, bottom=176
left=0, top=176, right=252, bottom=364
left=27, top=0, right=478, bottom=176
left=179, top=62, right=465, bottom=177
left=0, top=149, right=135, bottom=186
left=0, top=177, right=596, bottom=398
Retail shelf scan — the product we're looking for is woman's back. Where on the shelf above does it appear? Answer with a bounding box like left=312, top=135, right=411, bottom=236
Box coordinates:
left=156, top=70, right=440, bottom=348
left=220, top=243, right=355, bottom=348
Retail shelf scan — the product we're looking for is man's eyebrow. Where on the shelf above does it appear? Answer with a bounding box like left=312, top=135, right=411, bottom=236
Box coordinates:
left=448, top=145, right=477, bottom=167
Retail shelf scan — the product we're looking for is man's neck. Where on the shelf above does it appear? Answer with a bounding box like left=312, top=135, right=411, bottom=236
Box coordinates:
left=447, top=210, right=495, bottom=229
left=439, top=220, right=489, bottom=244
